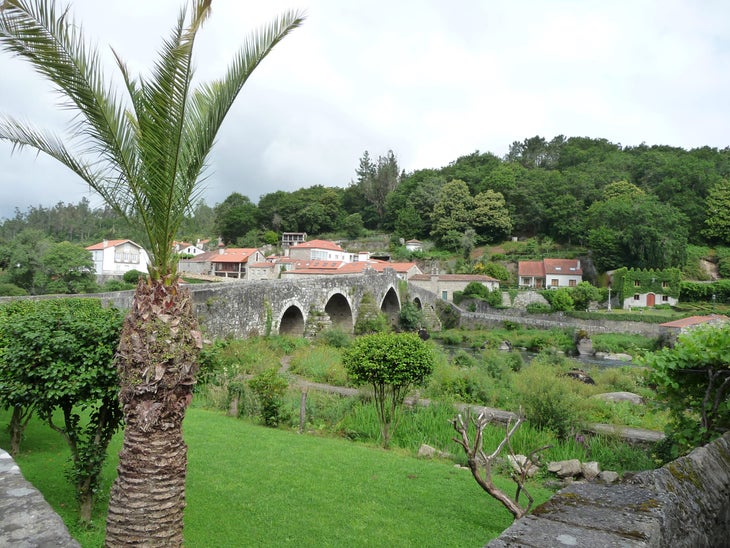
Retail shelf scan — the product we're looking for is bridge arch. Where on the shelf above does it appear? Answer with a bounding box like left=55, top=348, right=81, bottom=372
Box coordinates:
left=278, top=304, right=305, bottom=336
left=324, top=292, right=353, bottom=332
left=380, top=286, right=401, bottom=327
left=413, top=297, right=423, bottom=309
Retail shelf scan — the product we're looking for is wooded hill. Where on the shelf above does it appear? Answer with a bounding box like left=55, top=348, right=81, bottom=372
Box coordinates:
left=2, top=135, right=730, bottom=275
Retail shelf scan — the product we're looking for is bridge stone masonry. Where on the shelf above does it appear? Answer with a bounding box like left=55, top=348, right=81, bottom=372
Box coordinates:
left=191, top=267, right=402, bottom=338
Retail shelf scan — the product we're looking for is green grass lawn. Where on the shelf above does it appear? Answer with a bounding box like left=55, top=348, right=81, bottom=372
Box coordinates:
left=0, top=408, right=554, bottom=547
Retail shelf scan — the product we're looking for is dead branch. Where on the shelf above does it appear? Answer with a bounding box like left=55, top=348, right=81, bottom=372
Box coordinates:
left=451, top=410, right=550, bottom=520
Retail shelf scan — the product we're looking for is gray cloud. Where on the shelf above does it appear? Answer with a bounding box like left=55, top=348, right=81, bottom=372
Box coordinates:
left=1, top=0, right=729, bottom=220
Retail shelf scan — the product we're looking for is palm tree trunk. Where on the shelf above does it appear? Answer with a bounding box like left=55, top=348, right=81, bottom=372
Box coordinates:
left=105, top=277, right=202, bottom=547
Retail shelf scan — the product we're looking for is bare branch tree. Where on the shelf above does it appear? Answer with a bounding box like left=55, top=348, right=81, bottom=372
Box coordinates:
left=451, top=410, right=550, bottom=520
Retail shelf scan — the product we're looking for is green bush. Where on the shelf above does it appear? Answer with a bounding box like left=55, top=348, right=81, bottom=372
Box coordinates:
left=249, top=368, right=289, bottom=427
left=550, top=288, right=574, bottom=311
left=122, top=269, right=144, bottom=284
left=316, top=328, right=352, bottom=349
left=513, top=361, right=582, bottom=438
left=0, top=282, right=27, bottom=296
left=526, top=303, right=552, bottom=314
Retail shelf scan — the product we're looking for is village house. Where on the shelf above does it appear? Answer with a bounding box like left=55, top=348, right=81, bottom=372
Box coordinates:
left=659, top=314, right=730, bottom=345
left=405, top=239, right=423, bottom=252
left=286, top=239, right=354, bottom=262
left=173, top=240, right=206, bottom=256
left=85, top=239, right=151, bottom=277
left=518, top=258, right=582, bottom=289
left=281, top=232, right=307, bottom=249
left=408, top=273, right=500, bottom=302
left=178, top=247, right=265, bottom=279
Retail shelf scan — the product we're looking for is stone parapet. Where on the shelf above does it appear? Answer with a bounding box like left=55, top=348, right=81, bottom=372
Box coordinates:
left=487, top=432, right=730, bottom=547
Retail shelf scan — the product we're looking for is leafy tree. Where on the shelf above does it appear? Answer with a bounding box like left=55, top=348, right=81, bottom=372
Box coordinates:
left=642, top=324, right=730, bottom=458
left=0, top=228, right=50, bottom=293
left=38, top=241, right=97, bottom=294
left=0, top=299, right=124, bottom=522
left=0, top=1, right=303, bottom=544
left=703, top=179, right=730, bottom=244
left=587, top=194, right=688, bottom=271
left=471, top=189, right=512, bottom=243
left=214, top=192, right=259, bottom=244
left=570, top=281, right=601, bottom=311
left=398, top=301, right=424, bottom=331
left=550, top=288, right=574, bottom=311
left=343, top=332, right=435, bottom=448
left=341, top=212, right=364, bottom=239
left=430, top=179, right=474, bottom=247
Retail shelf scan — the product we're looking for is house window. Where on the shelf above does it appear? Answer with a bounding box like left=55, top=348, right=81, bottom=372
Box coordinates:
left=569, top=280, right=577, bottom=287
left=522, top=277, right=531, bottom=285
left=633, top=294, right=640, bottom=301
left=662, top=295, right=669, bottom=302
left=634, top=280, right=640, bottom=287
left=662, top=281, right=669, bottom=288
left=441, top=291, right=448, bottom=300
left=551, top=279, right=559, bottom=287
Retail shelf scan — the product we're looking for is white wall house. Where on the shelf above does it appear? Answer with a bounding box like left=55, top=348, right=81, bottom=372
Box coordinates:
left=518, top=259, right=583, bottom=289
left=287, top=239, right=353, bottom=262
left=86, top=239, right=151, bottom=276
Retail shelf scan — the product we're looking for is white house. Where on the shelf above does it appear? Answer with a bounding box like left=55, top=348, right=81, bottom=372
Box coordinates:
left=287, top=239, right=353, bottom=262
left=85, top=239, right=151, bottom=276
left=518, top=259, right=582, bottom=289
left=173, top=241, right=206, bottom=256
left=405, top=239, right=423, bottom=252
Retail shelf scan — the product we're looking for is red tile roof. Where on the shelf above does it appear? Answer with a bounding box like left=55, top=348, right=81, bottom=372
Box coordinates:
left=85, top=239, right=135, bottom=250
left=659, top=315, right=729, bottom=329
left=210, top=248, right=260, bottom=263
left=289, top=239, right=345, bottom=252
left=409, top=274, right=499, bottom=282
left=543, top=258, right=582, bottom=276
left=518, top=260, right=544, bottom=277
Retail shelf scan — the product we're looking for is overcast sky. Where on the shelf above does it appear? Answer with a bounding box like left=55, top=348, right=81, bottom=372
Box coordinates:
left=1, top=0, right=729, bottom=221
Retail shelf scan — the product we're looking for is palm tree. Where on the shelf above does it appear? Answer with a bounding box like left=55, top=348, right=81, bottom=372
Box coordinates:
left=0, top=1, right=303, bottom=544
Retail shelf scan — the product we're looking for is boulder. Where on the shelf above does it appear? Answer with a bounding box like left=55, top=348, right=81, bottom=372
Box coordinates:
left=548, top=459, right=582, bottom=478
left=507, top=454, right=539, bottom=478
left=594, top=352, right=632, bottom=362
left=576, top=337, right=593, bottom=356
left=417, top=444, right=451, bottom=459
left=499, top=340, right=512, bottom=351
left=581, top=461, right=601, bottom=481
left=592, top=392, right=644, bottom=405
left=598, top=470, right=620, bottom=483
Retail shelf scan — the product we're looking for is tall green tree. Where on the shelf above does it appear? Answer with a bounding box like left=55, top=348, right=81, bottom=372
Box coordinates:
left=214, top=192, right=259, bottom=244
left=38, top=240, right=97, bottom=294
left=0, top=1, right=303, bottom=545
left=703, top=179, right=730, bottom=245
left=471, top=189, right=512, bottom=243
left=430, top=179, right=474, bottom=248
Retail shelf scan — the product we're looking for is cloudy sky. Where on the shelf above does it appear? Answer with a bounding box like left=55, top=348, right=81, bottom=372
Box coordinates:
left=1, top=0, right=729, bottom=220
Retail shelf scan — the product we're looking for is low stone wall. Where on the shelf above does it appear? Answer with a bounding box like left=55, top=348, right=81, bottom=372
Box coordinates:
left=0, top=449, right=80, bottom=547
left=488, top=432, right=730, bottom=547
left=459, top=309, right=665, bottom=337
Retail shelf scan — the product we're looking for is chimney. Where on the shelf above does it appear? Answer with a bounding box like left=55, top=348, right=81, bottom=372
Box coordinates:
left=103, top=239, right=108, bottom=248
left=219, top=247, right=225, bottom=255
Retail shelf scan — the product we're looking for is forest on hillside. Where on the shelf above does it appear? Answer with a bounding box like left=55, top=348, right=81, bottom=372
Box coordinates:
left=2, top=135, right=730, bottom=278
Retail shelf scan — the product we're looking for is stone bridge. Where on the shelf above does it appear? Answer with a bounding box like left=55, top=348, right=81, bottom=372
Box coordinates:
left=191, top=268, right=403, bottom=338
left=0, top=268, right=446, bottom=339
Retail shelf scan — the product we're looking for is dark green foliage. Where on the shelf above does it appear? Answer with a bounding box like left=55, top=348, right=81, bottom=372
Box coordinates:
left=550, top=288, right=574, bottom=311
left=513, top=358, right=581, bottom=438
left=248, top=368, right=289, bottom=427
left=0, top=282, right=27, bottom=296
left=354, top=293, right=390, bottom=334
left=570, top=281, right=601, bottom=310
left=316, top=328, right=352, bottom=349
left=398, top=300, right=423, bottom=331
left=613, top=267, right=682, bottom=301
left=343, top=332, right=435, bottom=447
left=0, top=299, right=124, bottom=521
left=680, top=279, right=730, bottom=303
left=122, top=269, right=144, bottom=284
left=642, top=325, right=730, bottom=456
left=435, top=299, right=460, bottom=329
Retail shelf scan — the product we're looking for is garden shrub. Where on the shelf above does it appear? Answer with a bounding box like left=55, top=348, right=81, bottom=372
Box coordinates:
left=526, top=302, right=552, bottom=314
left=316, top=328, right=352, bottom=349
left=513, top=361, right=582, bottom=438
left=249, top=368, right=289, bottom=427
left=122, top=269, right=144, bottom=284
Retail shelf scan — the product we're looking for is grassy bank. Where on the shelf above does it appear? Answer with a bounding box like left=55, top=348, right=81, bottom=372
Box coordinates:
left=0, top=407, right=554, bottom=547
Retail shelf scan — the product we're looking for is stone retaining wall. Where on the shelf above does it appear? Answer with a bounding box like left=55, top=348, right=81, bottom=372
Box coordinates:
left=488, top=432, right=730, bottom=547
left=0, top=449, right=80, bottom=547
